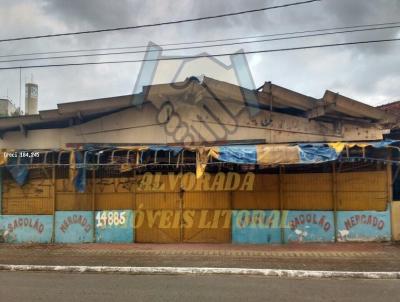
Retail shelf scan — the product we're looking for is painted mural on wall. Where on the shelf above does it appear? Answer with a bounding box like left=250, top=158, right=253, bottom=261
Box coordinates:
left=95, top=210, right=134, bottom=243
left=0, top=215, right=52, bottom=243
left=55, top=211, right=93, bottom=243
left=283, top=211, right=335, bottom=243
left=0, top=210, right=392, bottom=244
left=232, top=210, right=281, bottom=244
left=337, top=210, right=391, bottom=242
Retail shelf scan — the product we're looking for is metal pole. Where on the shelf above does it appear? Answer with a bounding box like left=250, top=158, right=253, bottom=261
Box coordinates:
left=387, top=150, right=393, bottom=241
left=132, top=167, right=136, bottom=243
left=92, top=169, right=96, bottom=243
left=279, top=166, right=285, bottom=244
left=0, top=168, right=3, bottom=215
left=51, top=162, right=56, bottom=243
left=19, top=68, right=22, bottom=112
left=179, top=165, right=184, bottom=243
left=332, top=162, right=338, bottom=242
left=387, top=150, right=393, bottom=204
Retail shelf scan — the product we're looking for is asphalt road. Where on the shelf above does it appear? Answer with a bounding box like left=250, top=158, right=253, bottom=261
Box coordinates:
left=1, top=272, right=400, bottom=302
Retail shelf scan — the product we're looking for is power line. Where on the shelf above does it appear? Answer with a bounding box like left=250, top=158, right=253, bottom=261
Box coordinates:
left=2, top=20, right=398, bottom=59
left=0, top=24, right=399, bottom=64
left=0, top=0, right=320, bottom=43
left=3, top=20, right=399, bottom=59
left=0, top=37, right=398, bottom=71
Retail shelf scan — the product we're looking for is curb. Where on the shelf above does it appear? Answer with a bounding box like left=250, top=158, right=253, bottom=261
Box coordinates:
left=1, top=264, right=400, bottom=279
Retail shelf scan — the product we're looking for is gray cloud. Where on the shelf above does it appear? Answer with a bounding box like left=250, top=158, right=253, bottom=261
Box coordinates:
left=42, top=0, right=143, bottom=29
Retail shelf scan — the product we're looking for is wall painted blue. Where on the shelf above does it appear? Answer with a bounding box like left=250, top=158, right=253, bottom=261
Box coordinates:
left=0, top=209, right=393, bottom=244
left=282, top=211, right=335, bottom=243
left=55, top=211, right=94, bottom=243
left=0, top=168, right=3, bottom=215
left=0, top=215, right=53, bottom=243
left=337, top=210, right=391, bottom=242
left=232, top=210, right=281, bottom=244
left=95, top=210, right=134, bottom=243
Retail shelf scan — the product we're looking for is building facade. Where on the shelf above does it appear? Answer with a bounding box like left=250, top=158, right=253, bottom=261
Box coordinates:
left=0, top=98, right=16, bottom=117
left=0, top=77, right=398, bottom=244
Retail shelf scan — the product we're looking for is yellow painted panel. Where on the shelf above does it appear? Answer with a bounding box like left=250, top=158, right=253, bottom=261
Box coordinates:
left=284, top=173, right=332, bottom=192
left=253, top=174, right=279, bottom=191
left=95, top=178, right=133, bottom=193
left=95, top=192, right=134, bottom=210
left=2, top=178, right=54, bottom=214
left=177, top=172, right=259, bottom=192
left=337, top=192, right=387, bottom=211
left=337, top=171, right=386, bottom=191
left=3, top=170, right=387, bottom=216
left=183, top=210, right=231, bottom=243
left=55, top=179, right=74, bottom=192
left=183, top=192, right=230, bottom=209
left=56, top=193, right=92, bottom=211
left=284, top=192, right=333, bottom=210
left=135, top=174, right=181, bottom=192
left=392, top=202, right=400, bottom=241
left=3, top=198, right=53, bottom=215
left=135, top=193, right=180, bottom=210
left=232, top=191, right=279, bottom=209
left=182, top=173, right=214, bottom=192
left=3, top=179, right=52, bottom=198
left=135, top=210, right=181, bottom=243
left=55, top=178, right=94, bottom=193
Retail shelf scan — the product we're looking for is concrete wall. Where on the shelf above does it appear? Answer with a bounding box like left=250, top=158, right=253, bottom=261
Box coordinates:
left=0, top=168, right=392, bottom=243
left=0, top=215, right=53, bottom=243
left=0, top=209, right=391, bottom=244
left=337, top=210, right=391, bottom=242
left=0, top=102, right=383, bottom=149
left=55, top=211, right=94, bottom=243
left=95, top=210, right=134, bottom=243
left=283, top=211, right=335, bottom=243
left=232, top=210, right=281, bottom=244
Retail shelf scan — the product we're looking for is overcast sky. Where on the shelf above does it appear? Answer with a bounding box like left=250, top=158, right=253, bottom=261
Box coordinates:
left=0, top=0, right=399, bottom=111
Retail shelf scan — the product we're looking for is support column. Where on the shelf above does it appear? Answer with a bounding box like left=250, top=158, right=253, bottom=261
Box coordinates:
left=229, top=189, right=233, bottom=243
left=387, top=154, right=393, bottom=204
left=279, top=166, right=285, bottom=244
left=332, top=162, right=338, bottom=242
left=92, top=169, right=96, bottom=243
left=179, top=167, right=184, bottom=243
left=51, top=164, right=56, bottom=243
left=387, top=151, right=393, bottom=241
left=132, top=168, right=136, bottom=243
left=0, top=168, right=3, bottom=215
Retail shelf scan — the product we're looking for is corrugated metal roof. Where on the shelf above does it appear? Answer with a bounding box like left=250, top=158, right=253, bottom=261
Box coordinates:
left=0, top=76, right=396, bottom=135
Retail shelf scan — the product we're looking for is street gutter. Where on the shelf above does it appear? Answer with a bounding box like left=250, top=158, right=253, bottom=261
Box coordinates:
left=1, top=264, right=400, bottom=279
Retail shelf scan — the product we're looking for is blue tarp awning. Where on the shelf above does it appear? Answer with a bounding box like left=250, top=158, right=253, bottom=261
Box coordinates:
left=3, top=140, right=397, bottom=188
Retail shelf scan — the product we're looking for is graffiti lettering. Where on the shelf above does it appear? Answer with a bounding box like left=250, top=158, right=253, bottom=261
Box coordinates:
left=136, top=172, right=255, bottom=192
left=96, top=211, right=127, bottom=228
left=236, top=211, right=279, bottom=229
left=344, top=215, right=385, bottom=231
left=133, top=210, right=231, bottom=229
left=60, top=215, right=91, bottom=233
left=289, top=214, right=331, bottom=232
left=7, top=218, right=44, bottom=234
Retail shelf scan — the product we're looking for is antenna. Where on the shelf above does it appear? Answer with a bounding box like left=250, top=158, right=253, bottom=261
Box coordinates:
left=19, top=68, right=21, bottom=109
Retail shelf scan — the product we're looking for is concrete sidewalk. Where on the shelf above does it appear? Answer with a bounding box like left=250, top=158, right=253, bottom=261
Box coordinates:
left=0, top=243, right=399, bottom=272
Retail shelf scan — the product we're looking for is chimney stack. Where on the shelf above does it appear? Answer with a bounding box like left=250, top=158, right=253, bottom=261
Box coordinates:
left=25, top=83, right=38, bottom=115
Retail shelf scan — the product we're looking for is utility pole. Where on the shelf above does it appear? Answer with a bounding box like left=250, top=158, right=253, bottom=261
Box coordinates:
left=19, top=67, right=22, bottom=112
